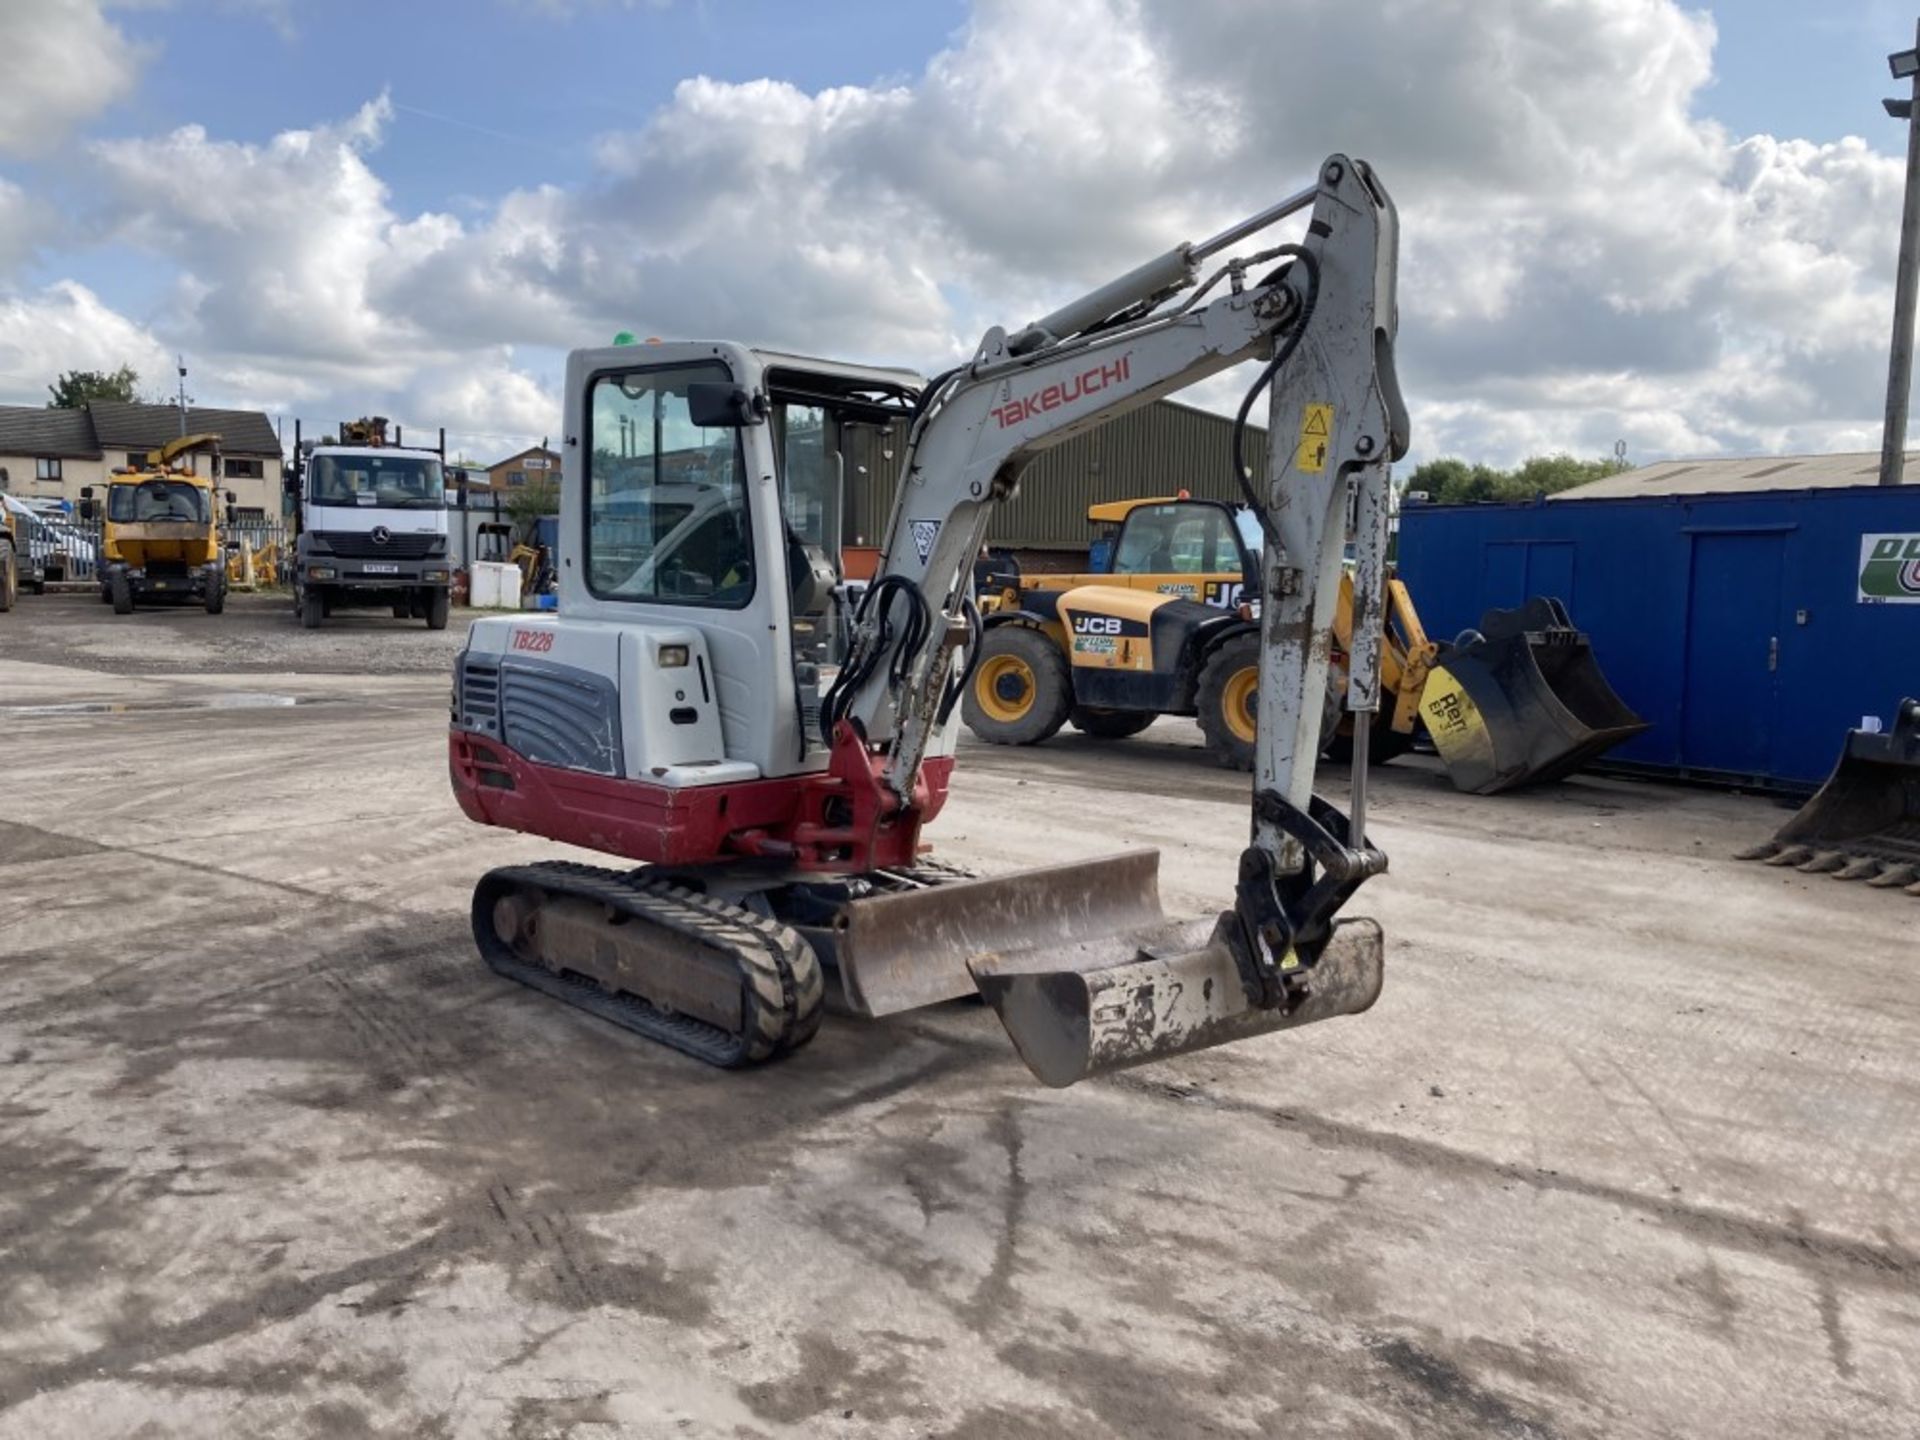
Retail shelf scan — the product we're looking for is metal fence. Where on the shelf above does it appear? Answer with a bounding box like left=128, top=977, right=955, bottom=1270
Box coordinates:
left=9, top=510, right=292, bottom=588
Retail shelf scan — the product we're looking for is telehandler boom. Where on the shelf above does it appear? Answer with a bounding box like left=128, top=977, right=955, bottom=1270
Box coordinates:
left=450, top=156, right=1409, bottom=1085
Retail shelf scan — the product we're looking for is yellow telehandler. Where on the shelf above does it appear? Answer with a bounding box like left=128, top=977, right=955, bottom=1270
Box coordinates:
left=969, top=494, right=1646, bottom=792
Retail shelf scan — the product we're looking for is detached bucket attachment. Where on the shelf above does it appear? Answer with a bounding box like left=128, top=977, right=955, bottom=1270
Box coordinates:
left=1419, top=597, right=1647, bottom=795
left=1736, top=699, right=1920, bottom=896
left=971, top=914, right=1384, bottom=1087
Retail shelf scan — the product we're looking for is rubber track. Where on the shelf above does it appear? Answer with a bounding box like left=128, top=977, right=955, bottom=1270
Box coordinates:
left=472, top=861, right=824, bottom=1068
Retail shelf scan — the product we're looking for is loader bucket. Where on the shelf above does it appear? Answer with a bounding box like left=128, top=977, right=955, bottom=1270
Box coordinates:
left=1735, top=699, right=1920, bottom=895
left=970, top=914, right=1384, bottom=1088
left=1418, top=597, right=1648, bottom=795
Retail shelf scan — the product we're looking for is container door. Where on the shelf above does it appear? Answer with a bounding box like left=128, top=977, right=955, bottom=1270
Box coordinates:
left=1683, top=532, right=1785, bottom=778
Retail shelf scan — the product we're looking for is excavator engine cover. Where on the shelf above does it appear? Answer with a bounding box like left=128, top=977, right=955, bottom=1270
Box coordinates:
left=1419, top=597, right=1647, bottom=795
left=1736, top=698, right=1920, bottom=895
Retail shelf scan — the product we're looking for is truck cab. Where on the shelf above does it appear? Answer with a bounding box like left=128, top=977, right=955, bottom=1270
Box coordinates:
left=287, top=418, right=452, bottom=629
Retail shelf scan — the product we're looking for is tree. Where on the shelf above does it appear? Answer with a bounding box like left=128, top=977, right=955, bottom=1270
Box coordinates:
left=504, top=476, right=560, bottom=539
left=1405, top=452, right=1632, bottom=505
left=47, top=365, right=140, bottom=409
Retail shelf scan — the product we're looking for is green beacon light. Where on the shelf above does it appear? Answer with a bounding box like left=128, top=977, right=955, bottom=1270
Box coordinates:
left=613, top=331, right=637, bottom=346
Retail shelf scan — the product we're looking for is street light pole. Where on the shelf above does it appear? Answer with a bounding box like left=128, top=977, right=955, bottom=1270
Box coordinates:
left=1878, top=22, right=1920, bottom=487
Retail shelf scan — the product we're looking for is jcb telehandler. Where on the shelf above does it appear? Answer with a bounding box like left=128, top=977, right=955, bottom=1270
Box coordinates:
left=451, top=156, right=1405, bottom=1086
left=82, top=434, right=233, bottom=615
left=968, top=493, right=1647, bottom=793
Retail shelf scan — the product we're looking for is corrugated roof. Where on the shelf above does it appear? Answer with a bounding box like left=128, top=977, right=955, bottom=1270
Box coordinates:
left=0, top=406, right=101, bottom=458
left=87, top=400, right=282, bottom=458
left=1554, top=450, right=1920, bottom=500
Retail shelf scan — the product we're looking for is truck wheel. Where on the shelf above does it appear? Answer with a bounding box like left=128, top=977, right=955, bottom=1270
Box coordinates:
left=962, top=626, right=1072, bottom=745
left=29, top=574, right=45, bottom=596
left=0, top=548, right=15, bottom=612
left=110, top=570, right=134, bottom=615
left=1071, top=707, right=1155, bottom=739
left=299, top=587, right=324, bottom=629
left=425, top=588, right=450, bottom=630
left=392, top=599, right=411, bottom=619
left=205, top=579, right=225, bottom=615
left=1197, top=633, right=1260, bottom=770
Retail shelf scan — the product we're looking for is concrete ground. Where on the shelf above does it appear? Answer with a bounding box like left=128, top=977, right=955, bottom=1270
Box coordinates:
left=1, top=591, right=1916, bottom=1439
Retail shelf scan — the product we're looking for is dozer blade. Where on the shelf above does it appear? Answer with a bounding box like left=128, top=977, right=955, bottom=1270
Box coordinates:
left=970, top=914, right=1384, bottom=1088
left=1418, top=597, right=1647, bottom=795
left=823, top=850, right=1169, bottom=1017
left=1736, top=699, right=1920, bottom=893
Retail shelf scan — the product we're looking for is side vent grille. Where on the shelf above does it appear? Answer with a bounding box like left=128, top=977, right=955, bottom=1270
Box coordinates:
left=458, top=658, right=501, bottom=735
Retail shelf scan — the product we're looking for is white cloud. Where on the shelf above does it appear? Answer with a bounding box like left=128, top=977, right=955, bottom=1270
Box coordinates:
left=0, top=282, right=171, bottom=402
left=19, top=0, right=1915, bottom=470
left=0, top=1, right=144, bottom=157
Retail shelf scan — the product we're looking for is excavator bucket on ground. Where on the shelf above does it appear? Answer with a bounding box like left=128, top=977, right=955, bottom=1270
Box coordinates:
left=1418, top=597, right=1648, bottom=795
left=806, top=849, right=1384, bottom=1086
left=1735, top=699, right=1920, bottom=895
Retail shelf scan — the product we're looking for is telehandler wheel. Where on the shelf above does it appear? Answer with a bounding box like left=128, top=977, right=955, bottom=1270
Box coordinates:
left=298, top=587, right=324, bottom=629
left=425, top=588, right=451, bottom=631
left=963, top=625, right=1072, bottom=746
left=0, top=547, right=15, bottom=612
left=1072, top=707, right=1155, bottom=739
left=1197, top=632, right=1260, bottom=770
left=109, top=570, right=134, bottom=616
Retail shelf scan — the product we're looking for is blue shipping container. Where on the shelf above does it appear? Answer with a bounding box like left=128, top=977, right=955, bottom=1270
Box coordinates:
left=1395, top=485, right=1920, bottom=789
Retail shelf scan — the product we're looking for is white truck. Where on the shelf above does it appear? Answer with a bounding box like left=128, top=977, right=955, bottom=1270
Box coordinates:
left=286, top=418, right=453, bottom=629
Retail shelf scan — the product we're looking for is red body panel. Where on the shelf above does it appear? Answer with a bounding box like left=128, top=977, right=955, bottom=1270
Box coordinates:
left=450, top=725, right=953, bottom=871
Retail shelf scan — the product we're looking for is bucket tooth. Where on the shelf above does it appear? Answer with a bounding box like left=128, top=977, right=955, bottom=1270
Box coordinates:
left=1764, top=845, right=1814, bottom=868
left=1833, top=856, right=1883, bottom=881
left=1797, top=851, right=1847, bottom=874
left=1733, top=841, right=1782, bottom=862
left=1867, top=863, right=1920, bottom=889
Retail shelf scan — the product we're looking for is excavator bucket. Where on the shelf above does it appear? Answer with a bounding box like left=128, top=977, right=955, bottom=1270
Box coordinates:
left=1735, top=699, right=1920, bottom=895
left=815, top=849, right=1384, bottom=1085
left=970, top=914, right=1384, bottom=1088
left=1418, top=597, right=1647, bottom=795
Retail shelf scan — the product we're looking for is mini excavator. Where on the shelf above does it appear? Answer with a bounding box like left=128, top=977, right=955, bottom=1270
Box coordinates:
left=450, top=156, right=1408, bottom=1086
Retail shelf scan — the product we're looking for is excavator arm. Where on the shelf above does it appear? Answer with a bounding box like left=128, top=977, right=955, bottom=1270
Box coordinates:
left=826, top=157, right=1406, bottom=1059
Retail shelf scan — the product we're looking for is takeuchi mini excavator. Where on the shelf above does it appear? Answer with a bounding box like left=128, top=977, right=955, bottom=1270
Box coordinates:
left=449, top=156, right=1409, bottom=1086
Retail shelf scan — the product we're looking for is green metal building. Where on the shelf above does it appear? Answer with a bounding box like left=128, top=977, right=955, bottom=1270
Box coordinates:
left=840, top=397, right=1268, bottom=555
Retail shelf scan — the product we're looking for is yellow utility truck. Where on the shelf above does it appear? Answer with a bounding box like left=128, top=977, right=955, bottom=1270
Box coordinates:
left=82, top=434, right=233, bottom=615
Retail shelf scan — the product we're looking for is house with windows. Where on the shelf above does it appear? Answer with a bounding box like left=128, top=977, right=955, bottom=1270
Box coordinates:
left=486, top=445, right=561, bottom=490
left=0, top=401, right=284, bottom=520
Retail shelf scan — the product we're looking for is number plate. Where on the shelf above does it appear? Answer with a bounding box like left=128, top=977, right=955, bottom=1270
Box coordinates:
left=361, top=564, right=400, bottom=575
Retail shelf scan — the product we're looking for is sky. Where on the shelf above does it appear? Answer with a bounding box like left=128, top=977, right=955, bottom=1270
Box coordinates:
left=0, top=0, right=1915, bottom=469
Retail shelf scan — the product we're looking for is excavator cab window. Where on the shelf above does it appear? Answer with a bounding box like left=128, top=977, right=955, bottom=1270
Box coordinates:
left=585, top=362, right=755, bottom=609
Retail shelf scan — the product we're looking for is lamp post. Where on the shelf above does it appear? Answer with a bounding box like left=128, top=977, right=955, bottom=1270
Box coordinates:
left=1878, top=26, right=1920, bottom=486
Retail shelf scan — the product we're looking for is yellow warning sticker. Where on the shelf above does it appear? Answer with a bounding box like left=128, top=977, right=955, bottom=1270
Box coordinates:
left=1296, top=404, right=1333, bottom=473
